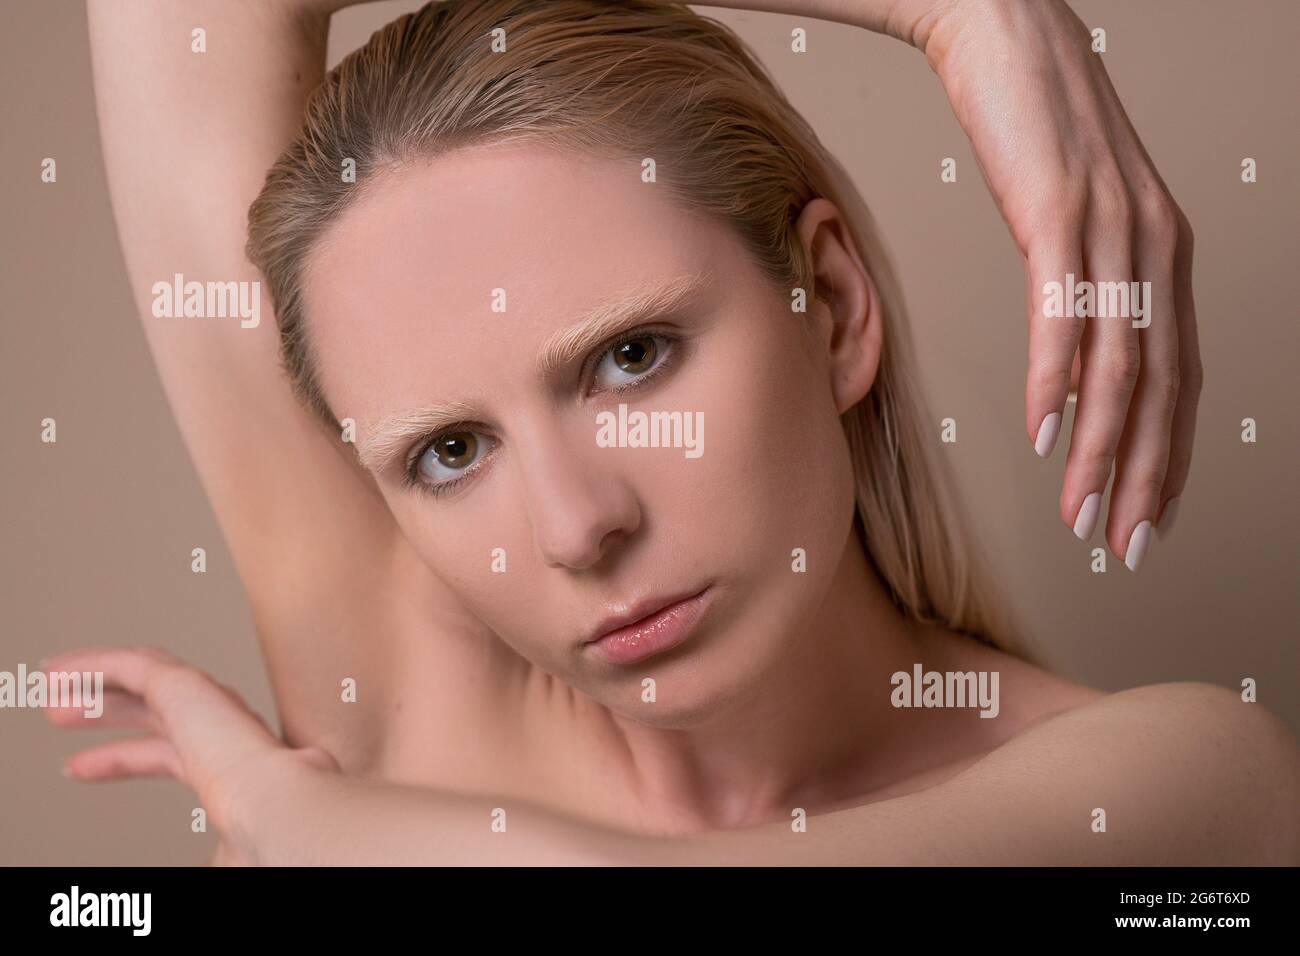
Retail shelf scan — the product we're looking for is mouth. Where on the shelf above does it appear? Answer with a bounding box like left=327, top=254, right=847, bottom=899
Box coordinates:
left=583, top=586, right=713, bottom=665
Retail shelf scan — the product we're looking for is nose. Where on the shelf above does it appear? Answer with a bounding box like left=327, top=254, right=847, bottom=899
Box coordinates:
left=515, top=419, right=642, bottom=571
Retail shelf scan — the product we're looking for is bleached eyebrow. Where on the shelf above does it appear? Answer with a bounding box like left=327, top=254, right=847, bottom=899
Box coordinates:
left=357, top=269, right=711, bottom=476
left=356, top=401, right=478, bottom=476
left=536, top=270, right=712, bottom=378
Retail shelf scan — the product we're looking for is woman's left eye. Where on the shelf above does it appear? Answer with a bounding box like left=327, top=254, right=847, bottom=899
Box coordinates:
left=593, top=334, right=668, bottom=390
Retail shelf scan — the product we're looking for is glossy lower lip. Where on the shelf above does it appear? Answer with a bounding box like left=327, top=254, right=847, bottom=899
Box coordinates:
left=585, top=588, right=711, bottom=665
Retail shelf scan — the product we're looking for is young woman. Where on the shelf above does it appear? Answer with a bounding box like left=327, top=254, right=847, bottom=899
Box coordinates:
left=53, top=0, right=1295, bottom=865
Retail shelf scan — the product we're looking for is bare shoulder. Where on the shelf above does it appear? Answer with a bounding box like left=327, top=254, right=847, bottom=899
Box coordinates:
left=1017, top=681, right=1299, bottom=784
left=938, top=680, right=1300, bottom=864
left=684, top=678, right=1297, bottom=866
left=917, top=627, right=1108, bottom=734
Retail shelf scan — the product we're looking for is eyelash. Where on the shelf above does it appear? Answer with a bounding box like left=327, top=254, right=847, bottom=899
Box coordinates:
left=399, top=423, right=491, bottom=500
left=590, top=327, right=680, bottom=397
left=401, top=327, right=683, bottom=499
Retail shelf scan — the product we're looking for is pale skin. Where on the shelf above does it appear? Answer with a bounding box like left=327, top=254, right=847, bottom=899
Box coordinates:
left=61, top=0, right=1296, bottom=864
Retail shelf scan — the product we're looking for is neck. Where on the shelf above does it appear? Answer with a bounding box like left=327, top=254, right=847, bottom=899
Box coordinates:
left=587, top=523, right=930, bottom=832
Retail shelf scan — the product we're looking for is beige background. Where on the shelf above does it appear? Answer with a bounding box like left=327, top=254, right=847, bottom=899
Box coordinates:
left=2, top=0, right=1296, bottom=865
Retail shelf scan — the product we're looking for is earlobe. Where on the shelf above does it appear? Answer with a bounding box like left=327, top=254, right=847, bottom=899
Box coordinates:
left=794, top=198, right=883, bottom=415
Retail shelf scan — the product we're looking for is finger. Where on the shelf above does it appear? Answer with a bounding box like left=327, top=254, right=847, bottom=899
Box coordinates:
left=1059, top=183, right=1141, bottom=542
left=64, top=736, right=184, bottom=783
left=1025, top=225, right=1086, bottom=458
left=1155, top=208, right=1201, bottom=540
left=43, top=647, right=180, bottom=710
left=44, top=687, right=160, bottom=732
left=47, top=647, right=277, bottom=779
left=1092, top=71, right=1202, bottom=545
left=44, top=644, right=182, bottom=667
left=146, top=667, right=279, bottom=770
left=1105, top=185, right=1181, bottom=570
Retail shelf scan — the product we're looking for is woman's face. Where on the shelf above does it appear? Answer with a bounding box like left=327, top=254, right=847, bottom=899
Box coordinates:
left=302, top=143, right=865, bottom=726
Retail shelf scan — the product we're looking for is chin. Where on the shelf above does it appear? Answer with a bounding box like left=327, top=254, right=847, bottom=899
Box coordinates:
left=587, top=631, right=786, bottom=730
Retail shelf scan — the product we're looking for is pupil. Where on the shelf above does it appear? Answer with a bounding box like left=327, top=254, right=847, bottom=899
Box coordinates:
left=439, top=433, right=475, bottom=467
left=616, top=337, right=655, bottom=372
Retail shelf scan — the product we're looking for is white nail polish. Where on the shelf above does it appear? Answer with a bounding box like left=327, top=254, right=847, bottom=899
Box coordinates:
left=1156, top=496, right=1180, bottom=540
left=1034, top=412, right=1062, bottom=458
left=1072, top=492, right=1101, bottom=540
left=1125, top=520, right=1152, bottom=572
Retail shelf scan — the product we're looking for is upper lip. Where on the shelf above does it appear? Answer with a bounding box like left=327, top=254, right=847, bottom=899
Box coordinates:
left=584, top=587, right=709, bottom=645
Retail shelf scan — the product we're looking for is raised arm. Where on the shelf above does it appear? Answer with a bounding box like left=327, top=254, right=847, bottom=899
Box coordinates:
left=702, top=0, right=1200, bottom=569
left=87, top=0, right=400, bottom=611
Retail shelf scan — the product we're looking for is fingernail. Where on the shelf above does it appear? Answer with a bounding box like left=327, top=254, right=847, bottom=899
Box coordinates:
left=1125, top=520, right=1153, bottom=572
left=1034, top=412, right=1062, bottom=458
left=1072, top=492, right=1101, bottom=540
left=1156, top=496, right=1180, bottom=540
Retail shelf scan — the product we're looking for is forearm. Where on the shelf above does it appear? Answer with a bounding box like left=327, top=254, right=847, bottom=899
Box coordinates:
left=231, top=754, right=929, bottom=866
left=231, top=684, right=1300, bottom=866
left=87, top=0, right=330, bottom=267
left=86, top=0, right=335, bottom=517
left=86, top=0, right=404, bottom=609
left=696, top=0, right=960, bottom=50
left=234, top=760, right=664, bottom=866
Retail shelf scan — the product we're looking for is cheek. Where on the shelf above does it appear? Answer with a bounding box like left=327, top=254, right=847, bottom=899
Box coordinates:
left=386, top=494, right=551, bottom=647
left=679, top=314, right=857, bottom=575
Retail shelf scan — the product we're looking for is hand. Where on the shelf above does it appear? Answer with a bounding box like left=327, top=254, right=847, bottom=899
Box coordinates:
left=914, top=0, right=1201, bottom=569
left=42, top=646, right=341, bottom=864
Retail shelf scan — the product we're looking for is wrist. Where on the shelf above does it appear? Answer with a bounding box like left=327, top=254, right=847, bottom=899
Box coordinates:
left=216, top=749, right=327, bottom=866
left=875, top=0, right=965, bottom=52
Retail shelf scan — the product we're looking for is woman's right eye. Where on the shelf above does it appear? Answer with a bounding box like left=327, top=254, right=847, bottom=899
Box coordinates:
left=413, top=430, right=490, bottom=487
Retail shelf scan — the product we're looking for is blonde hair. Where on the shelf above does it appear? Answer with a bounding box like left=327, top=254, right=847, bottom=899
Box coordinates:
left=247, top=0, right=1023, bottom=652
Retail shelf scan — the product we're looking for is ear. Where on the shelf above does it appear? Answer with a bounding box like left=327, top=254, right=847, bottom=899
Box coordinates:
left=793, top=197, right=883, bottom=414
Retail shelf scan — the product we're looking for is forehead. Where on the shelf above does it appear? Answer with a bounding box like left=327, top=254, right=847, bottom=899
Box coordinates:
left=301, top=144, right=730, bottom=422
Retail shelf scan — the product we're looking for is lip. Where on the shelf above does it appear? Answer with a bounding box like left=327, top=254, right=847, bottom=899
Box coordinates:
left=584, top=587, right=712, bottom=665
